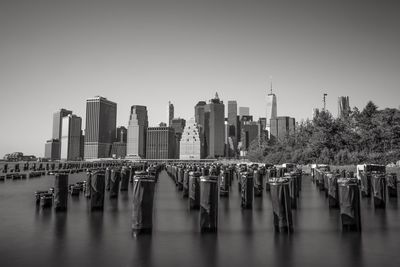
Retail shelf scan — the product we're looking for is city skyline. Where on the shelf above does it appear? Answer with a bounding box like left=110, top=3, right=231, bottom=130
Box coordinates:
left=1, top=0, right=400, bottom=156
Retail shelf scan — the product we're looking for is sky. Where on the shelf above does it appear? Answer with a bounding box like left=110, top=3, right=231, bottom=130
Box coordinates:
left=0, top=0, right=399, bottom=157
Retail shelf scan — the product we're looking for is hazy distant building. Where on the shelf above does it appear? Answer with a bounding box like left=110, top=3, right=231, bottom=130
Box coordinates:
left=180, top=118, right=201, bottom=160
left=338, top=96, right=350, bottom=118
left=239, top=107, right=250, bottom=118
left=266, top=86, right=277, bottom=136
left=270, top=116, right=295, bottom=141
left=195, top=101, right=207, bottom=158
left=45, top=139, right=60, bottom=160
left=312, top=108, right=320, bottom=119
left=171, top=118, right=186, bottom=158
left=127, top=105, right=148, bottom=159
left=258, top=117, right=267, bottom=131
left=167, top=101, right=174, bottom=126
left=84, top=96, right=117, bottom=159
left=116, top=126, right=127, bottom=143
left=61, top=114, right=82, bottom=161
left=146, top=126, right=176, bottom=159
left=204, top=93, right=225, bottom=158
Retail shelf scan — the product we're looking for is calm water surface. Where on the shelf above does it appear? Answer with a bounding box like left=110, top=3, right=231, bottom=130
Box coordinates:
left=0, top=171, right=399, bottom=267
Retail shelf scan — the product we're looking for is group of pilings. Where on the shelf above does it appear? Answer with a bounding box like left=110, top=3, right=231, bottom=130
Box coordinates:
left=312, top=166, right=399, bottom=232
left=165, top=163, right=303, bottom=233
left=35, top=163, right=163, bottom=235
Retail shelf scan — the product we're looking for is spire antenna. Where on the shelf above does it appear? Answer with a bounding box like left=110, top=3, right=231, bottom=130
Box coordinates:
left=269, top=76, right=273, bottom=94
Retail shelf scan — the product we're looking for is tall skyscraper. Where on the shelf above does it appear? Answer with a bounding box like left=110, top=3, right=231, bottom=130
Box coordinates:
left=227, top=100, right=238, bottom=142
left=180, top=118, right=201, bottom=160
left=195, top=101, right=207, bottom=158
left=146, top=126, right=176, bottom=159
left=52, top=108, right=72, bottom=140
left=338, top=96, right=350, bottom=118
left=204, top=93, right=225, bottom=158
left=239, top=107, right=250, bottom=118
left=266, top=82, right=277, bottom=135
left=60, top=114, right=82, bottom=161
left=127, top=105, right=148, bottom=159
left=84, top=96, right=117, bottom=159
left=270, top=116, right=295, bottom=141
left=167, top=101, right=174, bottom=126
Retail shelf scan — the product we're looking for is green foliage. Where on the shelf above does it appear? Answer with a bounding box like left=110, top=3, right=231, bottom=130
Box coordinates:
left=247, top=102, right=400, bottom=165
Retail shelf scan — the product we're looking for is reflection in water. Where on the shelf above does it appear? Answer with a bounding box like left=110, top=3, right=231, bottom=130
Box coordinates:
left=200, top=234, right=218, bottom=267
left=273, top=234, right=293, bottom=267
left=88, top=211, right=104, bottom=245
left=54, top=212, right=68, bottom=240
left=132, top=235, right=153, bottom=267
left=341, top=233, right=364, bottom=267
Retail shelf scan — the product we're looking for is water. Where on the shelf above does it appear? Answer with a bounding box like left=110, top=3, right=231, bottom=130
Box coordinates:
left=0, top=171, right=399, bottom=267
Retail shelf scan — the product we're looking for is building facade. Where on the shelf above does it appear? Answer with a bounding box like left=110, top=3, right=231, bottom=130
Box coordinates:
left=227, top=100, right=238, bottom=156
left=84, top=96, right=117, bottom=159
left=171, top=118, right=186, bottom=159
left=146, top=127, right=176, bottom=159
left=61, top=114, right=82, bottom=161
left=270, top=116, right=295, bottom=141
left=240, top=122, right=259, bottom=156
left=180, top=118, right=201, bottom=160
left=127, top=105, right=148, bottom=159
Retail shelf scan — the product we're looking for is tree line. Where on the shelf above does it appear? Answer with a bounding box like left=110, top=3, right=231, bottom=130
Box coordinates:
left=247, top=101, right=400, bottom=165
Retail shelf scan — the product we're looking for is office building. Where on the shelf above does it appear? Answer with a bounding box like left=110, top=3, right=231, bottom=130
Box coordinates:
left=127, top=105, right=148, bottom=159
left=239, top=107, right=250, bottom=118
left=338, top=96, right=350, bottom=118
left=61, top=114, right=82, bottom=161
left=180, top=118, right=201, bottom=160
left=227, top=101, right=238, bottom=156
left=167, top=101, right=174, bottom=126
left=270, top=116, right=296, bottom=141
left=204, top=93, right=225, bottom=158
left=146, top=126, right=176, bottom=159
left=84, top=96, right=117, bottom=159
left=44, top=139, right=60, bottom=160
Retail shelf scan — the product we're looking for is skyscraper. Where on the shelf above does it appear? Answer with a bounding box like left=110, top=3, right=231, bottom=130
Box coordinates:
left=240, top=121, right=259, bottom=156
left=180, top=118, right=201, bottom=160
left=52, top=108, right=72, bottom=140
left=60, top=114, right=82, bottom=161
left=146, top=126, right=176, bottom=159
left=195, top=101, right=207, bottom=158
left=127, top=105, right=148, bottom=159
left=167, top=101, right=174, bottom=126
left=338, top=96, right=350, bottom=118
left=84, top=96, right=117, bottom=159
left=266, top=83, right=277, bottom=135
left=239, top=107, right=250, bottom=118
left=204, top=93, right=225, bottom=158
left=227, top=101, right=238, bottom=153
left=44, top=139, right=60, bottom=160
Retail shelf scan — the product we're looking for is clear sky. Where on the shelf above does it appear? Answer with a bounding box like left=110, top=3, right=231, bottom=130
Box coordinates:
left=0, top=0, right=399, bottom=157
